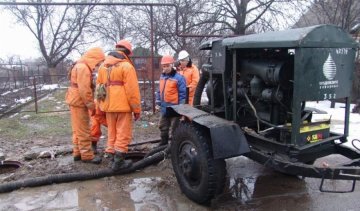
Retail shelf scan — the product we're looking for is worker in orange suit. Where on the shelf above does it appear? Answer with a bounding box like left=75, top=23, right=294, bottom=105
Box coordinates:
left=97, top=39, right=141, bottom=171
left=176, top=50, right=200, bottom=105
left=89, top=100, right=107, bottom=154
left=65, top=47, right=105, bottom=164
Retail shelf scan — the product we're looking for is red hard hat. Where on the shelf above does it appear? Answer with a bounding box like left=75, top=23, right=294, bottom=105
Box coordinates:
left=115, top=39, right=133, bottom=56
left=161, top=55, right=174, bottom=65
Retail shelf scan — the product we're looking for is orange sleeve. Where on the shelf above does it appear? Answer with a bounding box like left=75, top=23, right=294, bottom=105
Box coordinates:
left=77, top=64, right=95, bottom=110
left=190, top=65, right=200, bottom=91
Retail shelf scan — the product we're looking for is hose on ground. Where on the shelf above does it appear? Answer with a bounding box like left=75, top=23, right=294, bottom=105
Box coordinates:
left=144, top=145, right=168, bottom=158
left=0, top=147, right=169, bottom=193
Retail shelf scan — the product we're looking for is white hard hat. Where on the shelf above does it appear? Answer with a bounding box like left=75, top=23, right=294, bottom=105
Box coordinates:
left=178, top=50, right=189, bottom=60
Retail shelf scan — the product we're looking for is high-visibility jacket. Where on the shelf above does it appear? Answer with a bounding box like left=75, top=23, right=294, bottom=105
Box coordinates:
left=65, top=47, right=105, bottom=109
left=156, top=68, right=187, bottom=116
left=177, top=64, right=200, bottom=105
left=97, top=51, right=141, bottom=114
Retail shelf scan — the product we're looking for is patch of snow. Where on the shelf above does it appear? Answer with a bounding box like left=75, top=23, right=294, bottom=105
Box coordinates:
left=14, top=96, right=32, bottom=104
left=40, top=84, right=59, bottom=91
left=1, top=91, right=11, bottom=96
left=9, top=113, right=19, bottom=118
left=20, top=115, right=31, bottom=120
left=201, top=90, right=208, bottom=104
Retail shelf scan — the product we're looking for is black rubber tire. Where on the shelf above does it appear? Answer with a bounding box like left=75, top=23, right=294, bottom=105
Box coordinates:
left=171, top=121, right=226, bottom=205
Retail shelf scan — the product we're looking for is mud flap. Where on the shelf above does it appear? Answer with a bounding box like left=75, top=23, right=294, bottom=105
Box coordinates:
left=168, top=104, right=250, bottom=159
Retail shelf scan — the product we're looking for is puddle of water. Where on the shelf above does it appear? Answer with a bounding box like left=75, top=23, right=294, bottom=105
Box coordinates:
left=129, top=178, right=163, bottom=208
left=0, top=169, right=209, bottom=211
left=217, top=173, right=309, bottom=205
left=214, top=155, right=360, bottom=210
left=0, top=189, right=78, bottom=211
left=1, top=156, right=360, bottom=210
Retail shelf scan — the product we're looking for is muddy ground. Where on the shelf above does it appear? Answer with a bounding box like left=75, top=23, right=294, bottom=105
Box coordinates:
left=0, top=87, right=161, bottom=181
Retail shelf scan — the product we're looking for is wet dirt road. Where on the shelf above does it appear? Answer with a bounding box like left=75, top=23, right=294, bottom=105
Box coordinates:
left=1, top=155, right=360, bottom=210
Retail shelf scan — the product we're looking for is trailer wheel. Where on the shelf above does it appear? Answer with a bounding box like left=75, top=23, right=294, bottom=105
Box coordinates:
left=171, top=121, right=226, bottom=205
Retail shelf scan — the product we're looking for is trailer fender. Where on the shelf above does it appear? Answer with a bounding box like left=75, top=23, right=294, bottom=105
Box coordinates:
left=168, top=104, right=250, bottom=159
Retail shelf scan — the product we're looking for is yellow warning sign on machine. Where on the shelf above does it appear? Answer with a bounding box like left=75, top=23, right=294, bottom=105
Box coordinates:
left=300, top=123, right=330, bottom=133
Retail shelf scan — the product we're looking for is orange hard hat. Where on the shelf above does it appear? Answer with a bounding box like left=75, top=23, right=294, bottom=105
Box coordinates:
left=161, top=55, right=174, bottom=65
left=115, top=39, right=133, bottom=56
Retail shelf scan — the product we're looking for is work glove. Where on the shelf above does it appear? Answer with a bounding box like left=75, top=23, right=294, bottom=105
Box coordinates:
left=134, top=113, right=140, bottom=121
left=155, top=105, right=160, bottom=112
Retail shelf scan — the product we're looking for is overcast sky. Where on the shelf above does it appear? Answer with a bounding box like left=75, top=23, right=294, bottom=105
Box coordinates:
left=0, top=10, right=40, bottom=60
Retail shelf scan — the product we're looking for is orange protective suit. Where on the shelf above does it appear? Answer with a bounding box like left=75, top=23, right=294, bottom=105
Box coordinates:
left=97, top=51, right=141, bottom=154
left=90, top=104, right=107, bottom=143
left=65, top=47, right=105, bottom=160
left=178, top=64, right=200, bottom=105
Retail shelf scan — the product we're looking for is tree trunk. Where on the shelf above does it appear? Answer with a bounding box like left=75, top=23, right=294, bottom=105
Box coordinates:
left=49, top=67, right=58, bottom=84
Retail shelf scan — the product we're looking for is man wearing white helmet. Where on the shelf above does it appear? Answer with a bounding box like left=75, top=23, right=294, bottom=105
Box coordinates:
left=177, top=50, right=200, bottom=105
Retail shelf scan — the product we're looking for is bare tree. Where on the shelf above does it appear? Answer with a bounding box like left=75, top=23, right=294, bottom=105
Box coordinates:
left=6, top=0, right=99, bottom=83
left=91, top=0, right=304, bottom=65
left=122, top=0, right=221, bottom=63
left=295, top=0, right=360, bottom=31
left=89, top=5, right=133, bottom=48
left=126, top=0, right=304, bottom=55
left=211, top=0, right=305, bottom=35
left=90, top=1, right=215, bottom=60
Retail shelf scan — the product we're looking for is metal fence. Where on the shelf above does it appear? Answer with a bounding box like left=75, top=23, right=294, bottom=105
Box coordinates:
left=0, top=58, right=160, bottom=117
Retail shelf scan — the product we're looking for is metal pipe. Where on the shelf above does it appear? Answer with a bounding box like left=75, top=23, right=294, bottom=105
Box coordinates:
left=33, top=77, right=38, bottom=114
left=150, top=5, right=155, bottom=113
left=345, top=97, right=350, bottom=138
left=232, top=50, right=237, bottom=121
left=0, top=2, right=174, bottom=6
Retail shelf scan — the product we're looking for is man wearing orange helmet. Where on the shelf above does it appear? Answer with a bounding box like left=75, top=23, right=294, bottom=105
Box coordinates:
left=65, top=47, right=105, bottom=164
left=97, top=39, right=141, bottom=171
left=156, top=55, right=187, bottom=146
left=177, top=50, right=200, bottom=105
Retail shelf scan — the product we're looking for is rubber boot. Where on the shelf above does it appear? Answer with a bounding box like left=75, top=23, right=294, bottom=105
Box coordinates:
left=82, top=155, right=102, bottom=164
left=91, top=142, right=98, bottom=154
left=73, top=155, right=81, bottom=161
left=104, top=152, right=114, bottom=161
left=111, top=151, right=132, bottom=171
left=158, top=135, right=169, bottom=147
